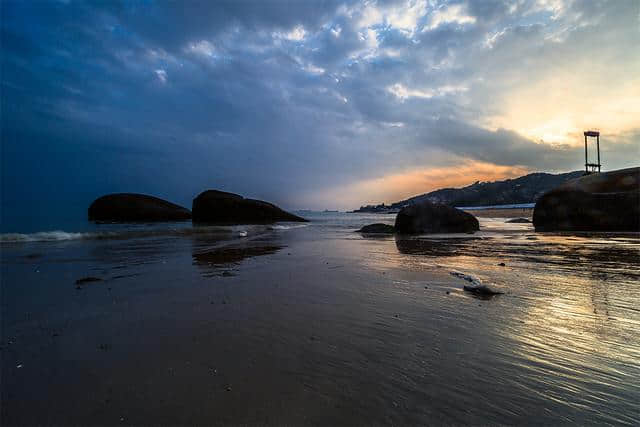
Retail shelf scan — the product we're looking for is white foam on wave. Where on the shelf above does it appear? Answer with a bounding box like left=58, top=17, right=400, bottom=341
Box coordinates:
left=0, top=230, right=98, bottom=243
left=1, top=221, right=309, bottom=244
left=0, top=226, right=237, bottom=244
left=268, top=224, right=309, bottom=230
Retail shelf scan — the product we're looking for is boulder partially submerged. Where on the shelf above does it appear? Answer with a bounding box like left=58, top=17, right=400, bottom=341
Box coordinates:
left=533, top=167, right=640, bottom=232
left=88, top=193, right=192, bottom=222
left=357, top=223, right=396, bottom=234
left=395, top=201, right=479, bottom=234
left=192, top=190, right=307, bottom=224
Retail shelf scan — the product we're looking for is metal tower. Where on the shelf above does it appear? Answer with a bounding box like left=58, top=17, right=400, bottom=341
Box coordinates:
left=584, top=130, right=601, bottom=174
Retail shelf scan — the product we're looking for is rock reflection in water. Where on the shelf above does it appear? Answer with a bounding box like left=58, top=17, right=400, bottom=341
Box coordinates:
left=192, top=244, right=284, bottom=277
left=395, top=233, right=640, bottom=276
left=395, top=236, right=481, bottom=257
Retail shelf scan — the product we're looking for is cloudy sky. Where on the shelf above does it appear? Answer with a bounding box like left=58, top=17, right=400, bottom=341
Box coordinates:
left=2, top=0, right=639, bottom=217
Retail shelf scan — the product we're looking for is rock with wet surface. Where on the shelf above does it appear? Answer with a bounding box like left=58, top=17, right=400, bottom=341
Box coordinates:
left=395, top=201, right=479, bottom=234
left=450, top=271, right=503, bottom=296
left=533, top=167, right=640, bottom=232
left=463, top=284, right=504, bottom=296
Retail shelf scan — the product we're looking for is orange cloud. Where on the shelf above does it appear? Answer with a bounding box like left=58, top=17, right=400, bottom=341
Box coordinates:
left=312, top=161, right=532, bottom=209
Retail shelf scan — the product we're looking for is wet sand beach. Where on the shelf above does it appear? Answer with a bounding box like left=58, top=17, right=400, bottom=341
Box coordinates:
left=1, top=213, right=639, bottom=425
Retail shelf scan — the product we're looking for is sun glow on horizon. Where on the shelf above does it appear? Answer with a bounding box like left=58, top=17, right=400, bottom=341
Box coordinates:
left=306, top=161, right=532, bottom=210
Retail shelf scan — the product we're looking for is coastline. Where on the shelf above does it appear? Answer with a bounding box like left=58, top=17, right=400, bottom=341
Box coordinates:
left=464, top=207, right=533, bottom=218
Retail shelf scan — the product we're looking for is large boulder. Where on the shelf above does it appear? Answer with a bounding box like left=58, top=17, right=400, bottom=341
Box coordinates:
left=395, top=201, right=479, bottom=234
left=192, top=190, right=307, bottom=224
left=88, top=193, right=192, bottom=222
left=533, top=167, right=640, bottom=232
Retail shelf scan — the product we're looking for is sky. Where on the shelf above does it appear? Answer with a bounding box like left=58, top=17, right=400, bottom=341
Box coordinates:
left=2, top=0, right=639, bottom=221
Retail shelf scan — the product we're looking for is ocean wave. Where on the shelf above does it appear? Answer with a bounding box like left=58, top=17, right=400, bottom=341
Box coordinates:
left=0, top=226, right=236, bottom=243
left=0, top=231, right=93, bottom=243
left=267, top=224, right=309, bottom=230
left=0, top=222, right=308, bottom=244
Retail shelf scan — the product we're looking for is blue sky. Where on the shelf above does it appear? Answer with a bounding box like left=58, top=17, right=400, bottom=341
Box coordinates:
left=2, top=0, right=639, bottom=218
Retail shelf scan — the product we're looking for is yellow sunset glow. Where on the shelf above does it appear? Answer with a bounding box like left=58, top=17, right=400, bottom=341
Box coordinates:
left=487, top=73, right=640, bottom=146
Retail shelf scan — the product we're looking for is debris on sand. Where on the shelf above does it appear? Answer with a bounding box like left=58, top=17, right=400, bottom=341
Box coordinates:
left=76, top=277, right=103, bottom=285
left=449, top=271, right=504, bottom=296
left=463, top=284, right=504, bottom=296
left=506, top=218, right=531, bottom=223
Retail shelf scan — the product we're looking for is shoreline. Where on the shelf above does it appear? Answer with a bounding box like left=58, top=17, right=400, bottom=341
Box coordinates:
left=464, top=207, right=533, bottom=218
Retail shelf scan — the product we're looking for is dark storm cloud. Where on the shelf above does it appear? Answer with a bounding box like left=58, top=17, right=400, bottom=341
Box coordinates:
left=2, top=0, right=638, bottom=214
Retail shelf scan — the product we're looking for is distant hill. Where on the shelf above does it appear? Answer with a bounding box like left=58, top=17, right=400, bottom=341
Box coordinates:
left=354, top=170, right=584, bottom=213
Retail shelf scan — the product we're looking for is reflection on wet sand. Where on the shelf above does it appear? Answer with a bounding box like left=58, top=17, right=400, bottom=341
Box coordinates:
left=395, top=233, right=640, bottom=276
left=390, top=228, right=640, bottom=424
left=501, top=270, right=640, bottom=425
left=192, top=244, right=284, bottom=277
left=395, top=236, right=481, bottom=257
left=2, top=215, right=639, bottom=425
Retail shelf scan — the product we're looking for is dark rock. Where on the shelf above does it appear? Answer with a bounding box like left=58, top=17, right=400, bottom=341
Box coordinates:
left=498, top=262, right=506, bottom=266
left=533, top=167, right=640, bottom=232
left=395, top=201, right=479, bottom=234
left=463, top=285, right=504, bottom=296
left=357, top=223, right=396, bottom=233
left=506, top=217, right=531, bottom=223
left=89, top=193, right=191, bottom=222
left=450, top=271, right=502, bottom=296
left=192, top=190, right=307, bottom=224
